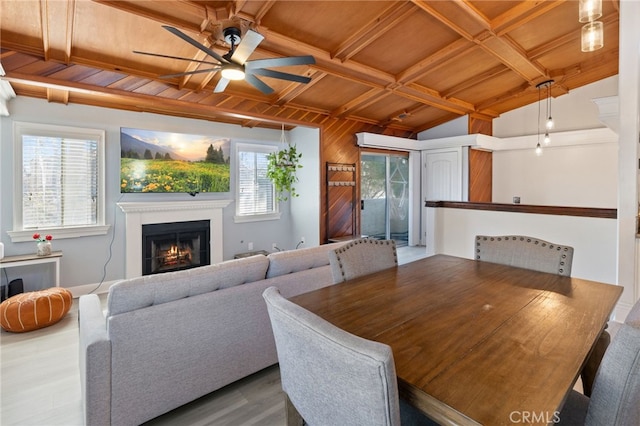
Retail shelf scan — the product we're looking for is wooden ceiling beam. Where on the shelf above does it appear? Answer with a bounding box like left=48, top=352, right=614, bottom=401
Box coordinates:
left=46, top=87, right=69, bottom=104
left=332, top=2, right=415, bottom=62
left=41, top=0, right=75, bottom=63
left=413, top=0, right=548, bottom=84
left=2, top=71, right=318, bottom=127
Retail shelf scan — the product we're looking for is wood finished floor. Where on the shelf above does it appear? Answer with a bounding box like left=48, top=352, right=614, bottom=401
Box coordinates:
left=1, top=246, right=429, bottom=426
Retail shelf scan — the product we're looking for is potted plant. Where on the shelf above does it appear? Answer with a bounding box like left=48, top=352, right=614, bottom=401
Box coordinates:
left=266, top=144, right=302, bottom=201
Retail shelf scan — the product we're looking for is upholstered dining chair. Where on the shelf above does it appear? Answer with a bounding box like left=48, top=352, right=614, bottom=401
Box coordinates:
left=474, top=235, right=574, bottom=276
left=556, top=323, right=640, bottom=426
left=474, top=235, right=608, bottom=396
left=262, top=286, right=434, bottom=426
left=328, top=238, right=398, bottom=284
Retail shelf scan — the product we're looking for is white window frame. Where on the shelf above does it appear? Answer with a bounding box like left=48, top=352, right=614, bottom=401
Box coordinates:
left=8, top=122, right=109, bottom=242
left=234, top=142, right=281, bottom=223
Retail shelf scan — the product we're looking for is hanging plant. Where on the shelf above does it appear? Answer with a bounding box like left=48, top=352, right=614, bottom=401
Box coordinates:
left=266, top=144, right=303, bottom=202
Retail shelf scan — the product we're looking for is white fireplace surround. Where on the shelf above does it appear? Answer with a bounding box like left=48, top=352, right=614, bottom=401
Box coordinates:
left=117, top=200, right=232, bottom=278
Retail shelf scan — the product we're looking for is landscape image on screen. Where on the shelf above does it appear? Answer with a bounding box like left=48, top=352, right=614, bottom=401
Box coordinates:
left=120, top=128, right=230, bottom=193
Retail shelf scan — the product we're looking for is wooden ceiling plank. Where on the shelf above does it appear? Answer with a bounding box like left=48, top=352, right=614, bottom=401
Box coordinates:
left=491, top=1, right=565, bottom=37
left=333, top=2, right=415, bottom=61
left=331, top=88, right=390, bottom=118
left=396, top=38, right=474, bottom=84
left=440, top=65, right=510, bottom=99
left=273, top=71, right=326, bottom=106
left=397, top=84, right=475, bottom=115
left=92, top=1, right=207, bottom=33
left=410, top=0, right=475, bottom=41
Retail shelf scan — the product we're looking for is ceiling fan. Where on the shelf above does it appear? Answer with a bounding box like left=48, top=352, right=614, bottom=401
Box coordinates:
left=134, top=25, right=315, bottom=95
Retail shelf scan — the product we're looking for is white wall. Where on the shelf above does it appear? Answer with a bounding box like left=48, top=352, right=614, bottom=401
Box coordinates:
left=0, top=97, right=320, bottom=290
left=492, top=142, right=618, bottom=207
left=430, top=207, right=618, bottom=288
left=493, top=76, right=619, bottom=138
left=290, top=126, right=321, bottom=248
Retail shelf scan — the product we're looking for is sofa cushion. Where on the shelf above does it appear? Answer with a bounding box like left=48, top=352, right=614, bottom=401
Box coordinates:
left=107, top=255, right=269, bottom=316
left=266, top=242, right=347, bottom=278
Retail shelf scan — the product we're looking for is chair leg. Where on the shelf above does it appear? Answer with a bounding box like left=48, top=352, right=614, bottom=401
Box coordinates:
left=285, top=393, right=304, bottom=426
left=580, top=330, right=610, bottom=397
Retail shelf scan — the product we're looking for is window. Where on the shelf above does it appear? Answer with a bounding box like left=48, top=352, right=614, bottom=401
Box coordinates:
left=9, top=122, right=109, bottom=242
left=234, top=143, right=280, bottom=222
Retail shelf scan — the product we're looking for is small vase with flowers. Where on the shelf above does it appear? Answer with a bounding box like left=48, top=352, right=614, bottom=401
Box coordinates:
left=33, top=233, right=53, bottom=256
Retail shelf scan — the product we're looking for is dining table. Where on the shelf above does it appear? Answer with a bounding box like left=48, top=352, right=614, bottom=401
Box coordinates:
left=289, top=254, right=623, bottom=426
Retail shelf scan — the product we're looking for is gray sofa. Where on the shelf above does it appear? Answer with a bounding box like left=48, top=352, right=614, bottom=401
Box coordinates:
left=78, top=242, right=345, bottom=426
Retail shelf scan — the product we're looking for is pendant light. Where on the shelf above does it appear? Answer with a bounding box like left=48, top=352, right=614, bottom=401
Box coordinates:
left=535, top=80, right=554, bottom=155
left=579, top=0, right=604, bottom=52
left=579, top=0, right=602, bottom=23
left=581, top=21, right=604, bottom=52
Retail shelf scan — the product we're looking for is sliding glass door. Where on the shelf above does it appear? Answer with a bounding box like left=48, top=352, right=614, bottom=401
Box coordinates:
left=361, top=153, right=409, bottom=246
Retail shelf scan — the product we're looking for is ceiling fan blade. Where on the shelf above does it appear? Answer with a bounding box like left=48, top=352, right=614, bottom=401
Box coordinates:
left=231, top=29, right=264, bottom=64
left=133, top=50, right=221, bottom=66
left=245, top=74, right=274, bottom=94
left=249, top=68, right=311, bottom=84
left=162, top=25, right=228, bottom=64
left=160, top=68, right=220, bottom=78
left=214, top=77, right=231, bottom=93
left=245, top=55, right=315, bottom=70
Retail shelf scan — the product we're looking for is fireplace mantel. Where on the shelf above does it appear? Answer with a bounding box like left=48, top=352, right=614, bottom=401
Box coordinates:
left=117, top=200, right=232, bottom=278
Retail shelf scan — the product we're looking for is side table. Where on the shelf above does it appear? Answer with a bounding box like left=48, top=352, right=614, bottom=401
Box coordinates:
left=0, top=251, right=63, bottom=287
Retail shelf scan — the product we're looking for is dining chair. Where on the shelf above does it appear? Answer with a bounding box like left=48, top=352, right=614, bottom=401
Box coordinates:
left=262, top=286, right=435, bottom=426
left=328, top=238, right=398, bottom=283
left=624, top=297, right=640, bottom=328
left=474, top=235, right=574, bottom=276
left=557, top=323, right=640, bottom=425
left=474, top=235, right=610, bottom=396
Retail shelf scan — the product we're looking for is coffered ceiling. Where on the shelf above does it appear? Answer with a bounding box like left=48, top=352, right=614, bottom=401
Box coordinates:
left=0, top=0, right=619, bottom=134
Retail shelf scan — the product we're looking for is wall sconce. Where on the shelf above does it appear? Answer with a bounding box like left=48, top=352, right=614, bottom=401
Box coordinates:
left=581, top=21, right=604, bottom=52
left=535, top=80, right=554, bottom=156
left=579, top=0, right=602, bottom=23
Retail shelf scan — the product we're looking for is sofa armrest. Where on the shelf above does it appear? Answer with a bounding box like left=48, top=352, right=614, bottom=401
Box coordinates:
left=79, top=294, right=111, bottom=426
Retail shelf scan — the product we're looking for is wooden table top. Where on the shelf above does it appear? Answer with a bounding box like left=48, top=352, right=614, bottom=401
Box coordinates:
left=290, top=255, right=622, bottom=426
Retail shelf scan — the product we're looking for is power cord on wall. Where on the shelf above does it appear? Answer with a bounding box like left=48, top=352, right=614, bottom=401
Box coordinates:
left=87, top=194, right=122, bottom=295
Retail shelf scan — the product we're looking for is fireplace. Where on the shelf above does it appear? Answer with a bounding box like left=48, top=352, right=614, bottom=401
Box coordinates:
left=142, top=220, right=210, bottom=275
left=118, top=200, right=231, bottom=278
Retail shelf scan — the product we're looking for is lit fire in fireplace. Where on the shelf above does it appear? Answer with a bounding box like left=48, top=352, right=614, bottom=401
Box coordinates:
left=159, top=244, right=192, bottom=267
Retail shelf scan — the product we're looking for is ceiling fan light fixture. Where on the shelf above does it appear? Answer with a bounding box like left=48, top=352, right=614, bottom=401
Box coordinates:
left=221, top=64, right=245, bottom=81
left=578, top=0, right=602, bottom=23
left=581, top=21, right=604, bottom=52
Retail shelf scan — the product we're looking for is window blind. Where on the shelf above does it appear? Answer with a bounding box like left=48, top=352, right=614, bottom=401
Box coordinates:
left=237, top=148, right=275, bottom=216
left=22, top=135, right=98, bottom=229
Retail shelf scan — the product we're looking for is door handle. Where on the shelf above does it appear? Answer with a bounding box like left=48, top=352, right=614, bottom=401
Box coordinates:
left=360, top=200, right=364, bottom=210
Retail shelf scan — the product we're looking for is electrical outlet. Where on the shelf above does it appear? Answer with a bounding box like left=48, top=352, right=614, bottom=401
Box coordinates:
left=248, top=242, right=254, bottom=250
left=272, top=243, right=278, bottom=250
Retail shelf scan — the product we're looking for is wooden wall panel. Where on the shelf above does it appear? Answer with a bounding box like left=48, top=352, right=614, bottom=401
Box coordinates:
left=320, top=119, right=413, bottom=243
left=469, top=148, right=492, bottom=203
left=469, top=114, right=493, bottom=136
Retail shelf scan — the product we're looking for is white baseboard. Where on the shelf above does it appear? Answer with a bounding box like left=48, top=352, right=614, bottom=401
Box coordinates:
left=67, top=280, right=120, bottom=298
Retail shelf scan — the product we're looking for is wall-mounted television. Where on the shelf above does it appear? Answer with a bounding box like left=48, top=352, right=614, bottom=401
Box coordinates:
left=120, top=127, right=230, bottom=193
